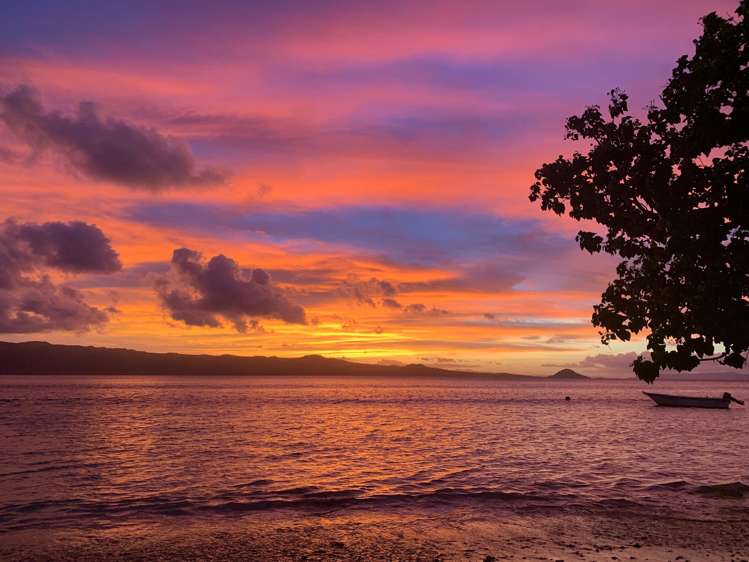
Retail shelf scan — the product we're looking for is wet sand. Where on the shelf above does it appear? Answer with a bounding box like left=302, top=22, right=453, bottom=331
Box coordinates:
left=2, top=502, right=747, bottom=562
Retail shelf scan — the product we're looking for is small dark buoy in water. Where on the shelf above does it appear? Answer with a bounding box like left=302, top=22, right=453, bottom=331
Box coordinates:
left=565, top=396, right=571, bottom=401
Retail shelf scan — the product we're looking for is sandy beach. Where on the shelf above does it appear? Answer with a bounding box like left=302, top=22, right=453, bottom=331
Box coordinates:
left=2, top=501, right=748, bottom=562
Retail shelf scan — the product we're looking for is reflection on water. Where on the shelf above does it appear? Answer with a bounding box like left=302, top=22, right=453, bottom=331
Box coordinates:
left=0, top=376, right=747, bottom=531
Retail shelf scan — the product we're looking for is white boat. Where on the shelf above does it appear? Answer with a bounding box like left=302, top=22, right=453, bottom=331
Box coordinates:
left=643, top=391, right=744, bottom=409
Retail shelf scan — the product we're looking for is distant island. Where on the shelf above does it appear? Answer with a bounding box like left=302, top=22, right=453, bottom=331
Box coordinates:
left=0, top=341, right=590, bottom=379
left=548, top=369, right=589, bottom=380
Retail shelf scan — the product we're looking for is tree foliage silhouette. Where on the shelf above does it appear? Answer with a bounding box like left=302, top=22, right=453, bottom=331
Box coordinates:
left=530, top=1, right=748, bottom=382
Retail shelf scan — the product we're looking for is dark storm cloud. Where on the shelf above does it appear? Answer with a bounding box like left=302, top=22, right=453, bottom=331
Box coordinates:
left=156, top=248, right=306, bottom=331
left=0, top=85, right=225, bottom=191
left=0, top=218, right=121, bottom=333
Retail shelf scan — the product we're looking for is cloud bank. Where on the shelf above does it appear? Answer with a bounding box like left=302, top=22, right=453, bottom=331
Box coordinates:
left=0, top=218, right=121, bottom=332
left=156, top=248, right=306, bottom=331
left=0, top=85, right=225, bottom=191
left=546, top=351, right=748, bottom=377
left=125, top=202, right=585, bottom=291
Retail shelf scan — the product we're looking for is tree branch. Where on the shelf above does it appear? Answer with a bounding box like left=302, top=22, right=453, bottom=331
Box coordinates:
left=698, top=352, right=727, bottom=362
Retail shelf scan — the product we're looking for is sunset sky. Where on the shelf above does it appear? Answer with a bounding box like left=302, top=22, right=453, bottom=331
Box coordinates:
left=0, top=0, right=739, bottom=376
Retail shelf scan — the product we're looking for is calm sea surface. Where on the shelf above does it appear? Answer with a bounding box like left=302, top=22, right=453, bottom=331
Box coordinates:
left=1, top=376, right=748, bottom=533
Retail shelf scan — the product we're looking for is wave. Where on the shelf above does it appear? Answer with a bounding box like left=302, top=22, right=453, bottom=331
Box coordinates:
left=695, top=482, right=749, bottom=499
left=4, top=482, right=749, bottom=532
left=205, top=488, right=554, bottom=513
left=0, top=462, right=105, bottom=478
left=0, top=487, right=559, bottom=528
left=646, top=480, right=749, bottom=499
left=646, top=480, right=691, bottom=492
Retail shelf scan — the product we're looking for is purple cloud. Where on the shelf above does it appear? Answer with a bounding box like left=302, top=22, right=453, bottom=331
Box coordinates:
left=125, top=203, right=560, bottom=263
left=6, top=219, right=121, bottom=278
left=545, top=351, right=749, bottom=377
left=156, top=248, right=306, bottom=331
left=1, top=85, right=225, bottom=191
left=382, top=298, right=402, bottom=309
left=338, top=277, right=398, bottom=306
left=0, top=218, right=121, bottom=333
left=403, top=303, right=449, bottom=316
left=0, top=280, right=110, bottom=333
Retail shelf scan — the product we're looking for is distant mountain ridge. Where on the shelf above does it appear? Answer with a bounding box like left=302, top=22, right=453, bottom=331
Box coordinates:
left=548, top=368, right=589, bottom=380
left=0, top=341, right=549, bottom=379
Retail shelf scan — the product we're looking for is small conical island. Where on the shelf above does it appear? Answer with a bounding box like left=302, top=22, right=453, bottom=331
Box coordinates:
left=548, top=368, right=589, bottom=380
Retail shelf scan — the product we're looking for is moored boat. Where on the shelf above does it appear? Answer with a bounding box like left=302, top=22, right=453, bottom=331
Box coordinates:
left=643, top=391, right=744, bottom=409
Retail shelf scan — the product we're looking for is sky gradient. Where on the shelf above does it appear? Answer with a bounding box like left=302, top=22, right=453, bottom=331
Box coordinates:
left=0, top=0, right=740, bottom=376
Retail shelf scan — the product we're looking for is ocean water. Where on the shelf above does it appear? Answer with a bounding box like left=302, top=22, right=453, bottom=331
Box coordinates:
left=1, top=376, right=748, bottom=534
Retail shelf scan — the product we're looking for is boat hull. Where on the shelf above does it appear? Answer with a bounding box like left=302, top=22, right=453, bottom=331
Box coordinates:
left=642, top=392, right=731, bottom=409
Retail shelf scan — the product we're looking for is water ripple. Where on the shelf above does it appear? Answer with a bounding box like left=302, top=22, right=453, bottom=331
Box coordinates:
left=1, top=375, right=747, bottom=530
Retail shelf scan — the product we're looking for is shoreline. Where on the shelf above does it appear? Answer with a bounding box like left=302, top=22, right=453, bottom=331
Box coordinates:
left=2, top=502, right=748, bottom=561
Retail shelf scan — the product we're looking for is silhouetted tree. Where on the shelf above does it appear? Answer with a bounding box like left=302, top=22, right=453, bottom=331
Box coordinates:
left=530, top=1, right=748, bottom=382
